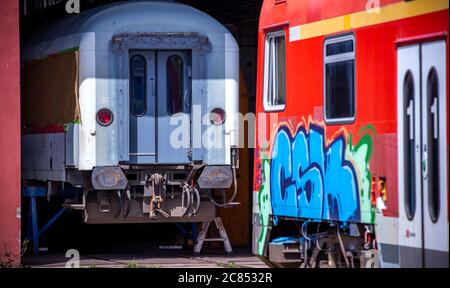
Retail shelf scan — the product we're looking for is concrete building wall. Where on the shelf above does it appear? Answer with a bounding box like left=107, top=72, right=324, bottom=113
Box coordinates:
left=0, top=0, right=21, bottom=266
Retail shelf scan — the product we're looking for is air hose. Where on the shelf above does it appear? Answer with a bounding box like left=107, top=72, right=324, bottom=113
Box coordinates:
left=181, top=184, right=191, bottom=217
left=208, top=167, right=238, bottom=208
left=123, top=187, right=131, bottom=217
left=188, top=186, right=201, bottom=217
left=115, top=190, right=122, bottom=218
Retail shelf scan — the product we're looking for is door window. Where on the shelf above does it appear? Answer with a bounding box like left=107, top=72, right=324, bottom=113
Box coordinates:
left=403, top=71, right=416, bottom=221
left=130, top=55, right=147, bottom=117
left=427, top=68, right=440, bottom=223
left=166, top=55, right=184, bottom=115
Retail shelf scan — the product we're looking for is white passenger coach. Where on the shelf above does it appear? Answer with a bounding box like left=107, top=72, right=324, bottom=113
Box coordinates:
left=21, top=0, right=240, bottom=223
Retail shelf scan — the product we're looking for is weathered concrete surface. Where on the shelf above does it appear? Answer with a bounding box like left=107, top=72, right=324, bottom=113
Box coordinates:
left=22, top=246, right=268, bottom=268
left=0, top=0, right=21, bottom=267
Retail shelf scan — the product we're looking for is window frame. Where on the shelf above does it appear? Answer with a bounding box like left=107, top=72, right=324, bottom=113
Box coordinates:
left=323, top=33, right=356, bottom=124
left=263, top=30, right=287, bottom=112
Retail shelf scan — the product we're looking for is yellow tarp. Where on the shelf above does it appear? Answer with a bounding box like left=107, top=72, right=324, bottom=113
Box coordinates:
left=22, top=51, right=80, bottom=127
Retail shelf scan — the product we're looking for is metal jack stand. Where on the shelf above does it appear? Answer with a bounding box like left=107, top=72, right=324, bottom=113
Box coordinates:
left=23, top=186, right=67, bottom=255
left=194, top=217, right=232, bottom=254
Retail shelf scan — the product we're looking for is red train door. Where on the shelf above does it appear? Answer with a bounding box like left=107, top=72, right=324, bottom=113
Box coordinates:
left=397, top=40, right=448, bottom=268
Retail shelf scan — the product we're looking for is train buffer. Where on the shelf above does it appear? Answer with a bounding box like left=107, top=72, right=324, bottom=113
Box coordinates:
left=194, top=217, right=232, bottom=255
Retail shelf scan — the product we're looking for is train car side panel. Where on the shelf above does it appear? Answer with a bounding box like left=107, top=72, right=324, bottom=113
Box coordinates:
left=253, top=0, right=448, bottom=268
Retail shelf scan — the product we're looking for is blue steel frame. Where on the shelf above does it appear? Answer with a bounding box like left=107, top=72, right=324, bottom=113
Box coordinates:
left=23, top=186, right=67, bottom=255
left=176, top=223, right=198, bottom=243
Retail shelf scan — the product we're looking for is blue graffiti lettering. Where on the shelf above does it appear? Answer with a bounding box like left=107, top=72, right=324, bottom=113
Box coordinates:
left=270, top=125, right=360, bottom=222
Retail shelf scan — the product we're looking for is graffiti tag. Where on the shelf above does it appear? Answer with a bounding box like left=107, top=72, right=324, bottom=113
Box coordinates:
left=270, top=124, right=361, bottom=222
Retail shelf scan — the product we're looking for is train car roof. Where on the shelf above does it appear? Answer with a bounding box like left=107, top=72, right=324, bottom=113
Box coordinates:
left=24, top=0, right=231, bottom=48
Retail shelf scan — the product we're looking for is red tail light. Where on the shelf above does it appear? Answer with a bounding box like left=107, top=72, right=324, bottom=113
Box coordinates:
left=210, top=108, right=226, bottom=125
left=97, top=109, right=113, bottom=126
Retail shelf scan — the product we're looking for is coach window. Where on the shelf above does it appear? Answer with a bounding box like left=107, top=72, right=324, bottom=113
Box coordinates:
left=130, top=55, right=147, bottom=117
left=263, top=30, right=286, bottom=112
left=324, top=34, right=355, bottom=123
left=167, top=55, right=184, bottom=115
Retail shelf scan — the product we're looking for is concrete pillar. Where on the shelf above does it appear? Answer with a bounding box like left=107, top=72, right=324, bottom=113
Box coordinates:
left=0, top=0, right=21, bottom=266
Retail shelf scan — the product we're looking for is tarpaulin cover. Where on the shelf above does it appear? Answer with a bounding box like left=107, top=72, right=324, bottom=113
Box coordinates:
left=22, top=50, right=80, bottom=127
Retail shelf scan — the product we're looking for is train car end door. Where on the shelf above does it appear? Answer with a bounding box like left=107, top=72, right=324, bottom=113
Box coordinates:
left=397, top=40, right=448, bottom=268
left=129, top=50, right=157, bottom=164
left=420, top=40, right=448, bottom=268
left=157, top=50, right=192, bottom=164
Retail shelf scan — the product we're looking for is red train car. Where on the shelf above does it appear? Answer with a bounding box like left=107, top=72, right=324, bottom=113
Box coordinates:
left=252, top=0, right=448, bottom=268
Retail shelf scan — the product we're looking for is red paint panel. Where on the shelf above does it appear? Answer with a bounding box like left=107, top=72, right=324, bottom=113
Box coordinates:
left=261, top=0, right=403, bottom=27
left=0, top=0, right=21, bottom=266
left=23, top=124, right=65, bottom=135
left=317, top=0, right=401, bottom=22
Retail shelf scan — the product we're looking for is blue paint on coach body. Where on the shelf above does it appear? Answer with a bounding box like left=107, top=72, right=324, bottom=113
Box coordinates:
left=270, top=125, right=360, bottom=222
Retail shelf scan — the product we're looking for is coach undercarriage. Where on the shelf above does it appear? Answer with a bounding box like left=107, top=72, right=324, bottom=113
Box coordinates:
left=41, top=165, right=236, bottom=224
left=263, top=219, right=378, bottom=268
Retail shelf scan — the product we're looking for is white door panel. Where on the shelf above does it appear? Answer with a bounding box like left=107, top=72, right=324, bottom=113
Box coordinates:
left=157, top=50, right=192, bottom=164
left=129, top=50, right=157, bottom=163
left=397, top=40, right=448, bottom=267
left=421, top=40, right=448, bottom=254
left=398, top=44, right=423, bottom=252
